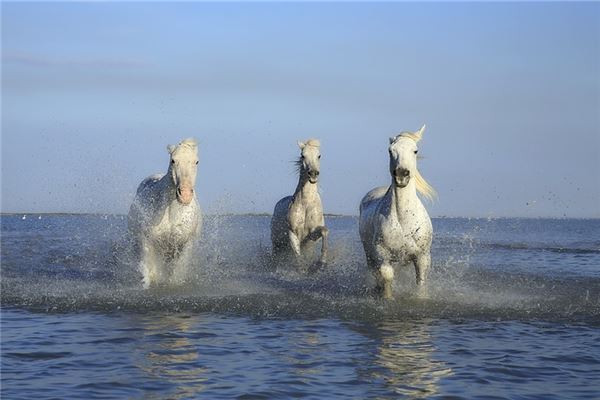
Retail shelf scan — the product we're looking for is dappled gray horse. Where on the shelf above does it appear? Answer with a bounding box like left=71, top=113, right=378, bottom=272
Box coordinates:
left=359, top=126, right=435, bottom=299
left=128, top=138, right=202, bottom=287
left=271, top=139, right=328, bottom=269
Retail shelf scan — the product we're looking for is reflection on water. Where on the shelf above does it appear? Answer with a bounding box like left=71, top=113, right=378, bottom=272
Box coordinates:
left=3, top=309, right=599, bottom=400
left=133, top=314, right=208, bottom=399
left=2, top=215, right=600, bottom=399
left=282, top=330, right=324, bottom=379
left=354, top=319, right=453, bottom=398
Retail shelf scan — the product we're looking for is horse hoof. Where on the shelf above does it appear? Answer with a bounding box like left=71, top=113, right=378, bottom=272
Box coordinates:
left=415, top=284, right=429, bottom=299
left=382, top=286, right=393, bottom=300
left=308, top=261, right=325, bottom=274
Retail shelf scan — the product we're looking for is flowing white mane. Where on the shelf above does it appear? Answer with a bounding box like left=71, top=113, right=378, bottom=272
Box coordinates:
left=359, top=127, right=435, bottom=298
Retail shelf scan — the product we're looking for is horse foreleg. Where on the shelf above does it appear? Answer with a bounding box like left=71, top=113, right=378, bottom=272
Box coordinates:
left=305, top=226, right=329, bottom=264
left=378, top=264, right=394, bottom=300
left=289, top=231, right=302, bottom=257
left=373, top=245, right=394, bottom=300
left=140, top=238, right=161, bottom=288
left=171, top=241, right=194, bottom=285
left=414, top=252, right=431, bottom=285
left=414, top=252, right=431, bottom=299
left=318, top=226, right=328, bottom=264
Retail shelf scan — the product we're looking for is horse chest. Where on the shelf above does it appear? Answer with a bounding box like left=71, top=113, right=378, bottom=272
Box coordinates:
left=151, top=203, right=197, bottom=244
left=289, top=202, right=322, bottom=239
left=379, top=217, right=421, bottom=258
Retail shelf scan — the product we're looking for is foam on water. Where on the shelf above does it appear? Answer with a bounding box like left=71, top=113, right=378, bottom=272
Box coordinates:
left=2, top=215, right=599, bottom=324
left=3, top=214, right=600, bottom=400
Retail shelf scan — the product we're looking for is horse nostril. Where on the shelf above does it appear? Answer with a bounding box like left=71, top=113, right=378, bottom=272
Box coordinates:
left=395, top=168, right=410, bottom=177
left=315, top=171, right=320, bottom=176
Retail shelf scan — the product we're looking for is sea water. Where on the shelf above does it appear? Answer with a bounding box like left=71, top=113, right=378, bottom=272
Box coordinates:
left=1, top=215, right=599, bottom=399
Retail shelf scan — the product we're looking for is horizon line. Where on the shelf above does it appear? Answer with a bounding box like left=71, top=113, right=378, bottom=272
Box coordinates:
left=1, top=212, right=599, bottom=220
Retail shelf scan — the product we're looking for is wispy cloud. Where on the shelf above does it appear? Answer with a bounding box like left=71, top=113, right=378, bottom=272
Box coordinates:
left=2, top=50, right=150, bottom=69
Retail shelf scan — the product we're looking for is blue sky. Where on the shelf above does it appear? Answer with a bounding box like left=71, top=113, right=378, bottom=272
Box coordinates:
left=2, top=2, right=599, bottom=217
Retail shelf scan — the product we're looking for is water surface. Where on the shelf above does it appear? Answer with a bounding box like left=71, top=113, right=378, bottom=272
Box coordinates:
left=2, top=215, right=599, bottom=399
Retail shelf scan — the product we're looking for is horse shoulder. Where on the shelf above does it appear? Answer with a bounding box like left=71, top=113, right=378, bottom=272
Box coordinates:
left=272, top=196, right=293, bottom=233
left=412, top=204, right=433, bottom=247
left=273, top=196, right=292, bottom=220
left=287, top=197, right=306, bottom=233
left=304, top=194, right=324, bottom=227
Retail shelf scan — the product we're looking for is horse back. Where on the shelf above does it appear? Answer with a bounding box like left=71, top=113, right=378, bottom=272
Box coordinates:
left=272, top=196, right=293, bottom=229
left=136, top=174, right=164, bottom=195
left=359, top=186, right=388, bottom=214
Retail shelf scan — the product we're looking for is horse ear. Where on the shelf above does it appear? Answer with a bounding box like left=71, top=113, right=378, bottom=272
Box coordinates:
left=389, top=136, right=396, bottom=145
left=297, top=141, right=305, bottom=150
left=167, top=144, right=176, bottom=154
left=414, top=124, right=426, bottom=142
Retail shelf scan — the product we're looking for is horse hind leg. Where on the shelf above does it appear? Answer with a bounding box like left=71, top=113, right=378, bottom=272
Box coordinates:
left=170, top=242, right=194, bottom=285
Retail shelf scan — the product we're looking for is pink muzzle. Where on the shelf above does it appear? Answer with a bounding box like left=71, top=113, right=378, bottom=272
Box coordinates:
left=176, top=185, right=194, bottom=205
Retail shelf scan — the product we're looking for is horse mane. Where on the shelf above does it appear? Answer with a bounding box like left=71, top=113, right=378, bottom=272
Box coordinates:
left=391, top=133, right=437, bottom=201
left=413, top=169, right=436, bottom=201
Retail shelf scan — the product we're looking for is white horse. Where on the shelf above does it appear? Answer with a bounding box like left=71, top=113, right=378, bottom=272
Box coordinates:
left=271, top=139, right=328, bottom=270
left=359, top=125, right=435, bottom=299
left=128, top=138, right=202, bottom=288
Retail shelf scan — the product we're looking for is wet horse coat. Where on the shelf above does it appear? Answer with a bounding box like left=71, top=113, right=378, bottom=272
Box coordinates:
left=359, top=126, right=435, bottom=298
left=128, top=138, right=202, bottom=287
left=271, top=139, right=328, bottom=269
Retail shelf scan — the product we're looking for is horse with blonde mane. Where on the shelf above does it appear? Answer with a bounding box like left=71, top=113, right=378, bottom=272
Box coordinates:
left=359, top=125, right=435, bottom=299
left=271, top=139, right=328, bottom=270
left=128, top=138, right=202, bottom=288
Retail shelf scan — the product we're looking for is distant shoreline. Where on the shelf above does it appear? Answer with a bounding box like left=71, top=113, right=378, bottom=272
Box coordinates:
left=1, top=212, right=598, bottom=220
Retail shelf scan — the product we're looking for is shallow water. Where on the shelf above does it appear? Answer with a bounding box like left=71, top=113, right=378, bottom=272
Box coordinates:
left=2, top=215, right=600, bottom=399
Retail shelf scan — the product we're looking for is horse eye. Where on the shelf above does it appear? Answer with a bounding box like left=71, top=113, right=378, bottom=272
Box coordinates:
left=318, top=155, right=321, bottom=159
left=171, top=159, right=175, bottom=164
left=414, top=150, right=418, bottom=154
left=195, top=161, right=198, bottom=165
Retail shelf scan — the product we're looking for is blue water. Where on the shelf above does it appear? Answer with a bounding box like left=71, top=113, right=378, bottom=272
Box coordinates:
left=2, top=215, right=600, bottom=399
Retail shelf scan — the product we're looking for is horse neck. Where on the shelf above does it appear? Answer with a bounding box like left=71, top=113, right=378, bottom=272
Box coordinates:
left=293, top=172, right=319, bottom=206
left=386, top=179, right=419, bottom=220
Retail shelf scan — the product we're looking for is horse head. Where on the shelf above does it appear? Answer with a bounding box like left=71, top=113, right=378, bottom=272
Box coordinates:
left=167, top=138, right=198, bottom=205
left=387, top=125, right=435, bottom=200
left=388, top=125, right=425, bottom=188
left=297, top=139, right=321, bottom=184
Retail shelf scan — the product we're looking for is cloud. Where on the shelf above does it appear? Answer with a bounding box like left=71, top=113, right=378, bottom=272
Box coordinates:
left=2, top=50, right=150, bottom=69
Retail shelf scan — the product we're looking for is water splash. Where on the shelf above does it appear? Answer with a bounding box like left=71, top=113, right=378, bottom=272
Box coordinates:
left=1, top=215, right=599, bottom=324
